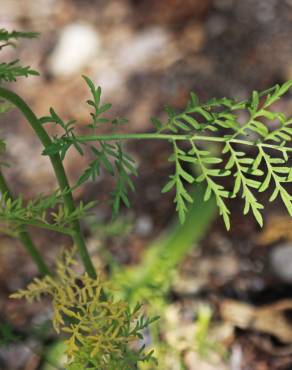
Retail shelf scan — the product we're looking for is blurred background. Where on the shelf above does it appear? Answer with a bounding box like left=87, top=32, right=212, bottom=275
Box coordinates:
left=0, top=0, right=292, bottom=369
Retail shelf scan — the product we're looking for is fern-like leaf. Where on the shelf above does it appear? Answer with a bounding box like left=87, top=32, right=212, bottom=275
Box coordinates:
left=11, top=247, right=158, bottom=369
left=0, top=60, right=39, bottom=83
left=159, top=80, right=292, bottom=228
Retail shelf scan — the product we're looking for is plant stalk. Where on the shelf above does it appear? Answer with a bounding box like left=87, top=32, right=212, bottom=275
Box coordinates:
left=75, top=133, right=292, bottom=152
left=0, top=87, right=96, bottom=278
left=0, top=169, right=50, bottom=276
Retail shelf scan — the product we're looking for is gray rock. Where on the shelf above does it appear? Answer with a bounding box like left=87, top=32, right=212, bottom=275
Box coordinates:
left=270, top=243, right=292, bottom=283
left=135, top=214, right=153, bottom=236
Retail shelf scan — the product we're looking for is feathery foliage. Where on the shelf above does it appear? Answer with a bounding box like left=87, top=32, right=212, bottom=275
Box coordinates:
left=40, top=76, right=137, bottom=218
left=0, top=190, right=96, bottom=236
left=1, top=28, right=291, bottom=230
left=0, top=60, right=39, bottom=82
left=57, top=79, right=292, bottom=228
left=156, top=80, right=292, bottom=227
left=37, top=77, right=292, bottom=228
left=0, top=29, right=39, bottom=82
left=11, top=248, right=158, bottom=369
left=0, top=29, right=39, bottom=44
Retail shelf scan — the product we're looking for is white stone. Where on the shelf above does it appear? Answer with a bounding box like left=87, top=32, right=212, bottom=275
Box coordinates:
left=270, top=243, right=292, bottom=283
left=48, top=23, right=100, bottom=77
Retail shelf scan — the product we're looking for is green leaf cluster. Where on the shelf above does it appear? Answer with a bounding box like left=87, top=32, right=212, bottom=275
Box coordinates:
left=161, top=141, right=195, bottom=223
left=0, top=29, right=39, bottom=44
left=39, top=76, right=292, bottom=229
left=0, top=29, right=39, bottom=82
left=159, top=81, right=292, bottom=228
left=0, top=190, right=95, bottom=235
left=41, top=108, right=83, bottom=159
left=40, top=77, right=138, bottom=218
left=83, top=75, right=128, bottom=129
left=0, top=60, right=39, bottom=82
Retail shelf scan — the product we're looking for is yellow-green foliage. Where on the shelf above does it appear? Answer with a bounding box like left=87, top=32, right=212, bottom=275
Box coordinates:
left=11, top=248, right=157, bottom=369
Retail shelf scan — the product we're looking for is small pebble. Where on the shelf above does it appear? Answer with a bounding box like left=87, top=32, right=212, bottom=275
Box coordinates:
left=135, top=215, right=153, bottom=236
left=269, top=243, right=292, bottom=283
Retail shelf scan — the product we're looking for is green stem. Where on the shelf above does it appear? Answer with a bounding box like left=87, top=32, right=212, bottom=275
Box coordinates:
left=0, top=87, right=96, bottom=278
left=0, top=169, right=50, bottom=276
left=75, top=133, right=292, bottom=152
left=0, top=216, right=73, bottom=235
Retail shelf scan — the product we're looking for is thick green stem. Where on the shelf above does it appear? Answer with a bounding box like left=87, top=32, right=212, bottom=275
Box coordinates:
left=0, top=170, right=50, bottom=276
left=0, top=87, right=96, bottom=278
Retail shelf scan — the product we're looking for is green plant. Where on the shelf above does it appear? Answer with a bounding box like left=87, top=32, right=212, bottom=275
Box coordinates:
left=0, top=29, right=291, bottom=368
left=11, top=247, right=158, bottom=369
left=112, top=184, right=216, bottom=303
